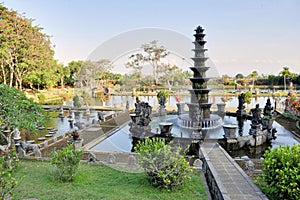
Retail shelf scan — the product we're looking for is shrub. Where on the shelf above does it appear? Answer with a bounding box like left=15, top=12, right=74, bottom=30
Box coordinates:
left=50, top=144, right=83, bottom=182
left=134, top=137, right=191, bottom=190
left=262, top=145, right=300, bottom=199
left=0, top=149, right=19, bottom=200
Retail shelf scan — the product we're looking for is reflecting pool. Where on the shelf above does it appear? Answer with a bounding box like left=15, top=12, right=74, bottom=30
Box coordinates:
left=91, top=115, right=299, bottom=153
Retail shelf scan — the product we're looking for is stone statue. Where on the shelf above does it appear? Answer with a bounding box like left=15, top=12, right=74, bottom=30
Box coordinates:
left=13, top=128, right=21, bottom=140
left=98, top=111, right=104, bottom=122
left=238, top=93, right=245, bottom=110
left=125, top=100, right=129, bottom=111
left=263, top=98, right=273, bottom=117
left=134, top=97, right=141, bottom=115
left=251, top=104, right=262, bottom=125
left=159, top=94, right=166, bottom=107
left=139, top=102, right=152, bottom=126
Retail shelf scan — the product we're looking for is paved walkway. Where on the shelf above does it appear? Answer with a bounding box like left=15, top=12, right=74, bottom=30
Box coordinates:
left=201, top=142, right=268, bottom=200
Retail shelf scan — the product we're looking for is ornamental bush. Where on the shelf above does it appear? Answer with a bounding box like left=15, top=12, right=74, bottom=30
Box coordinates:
left=134, top=137, right=191, bottom=190
left=262, top=144, right=300, bottom=199
left=0, top=149, right=19, bottom=200
left=50, top=144, right=83, bottom=182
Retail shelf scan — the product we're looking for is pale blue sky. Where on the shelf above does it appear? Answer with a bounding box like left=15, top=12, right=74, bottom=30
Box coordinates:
left=3, top=0, right=300, bottom=76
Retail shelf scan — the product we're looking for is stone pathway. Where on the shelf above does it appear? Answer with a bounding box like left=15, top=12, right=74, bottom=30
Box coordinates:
left=201, top=142, right=268, bottom=200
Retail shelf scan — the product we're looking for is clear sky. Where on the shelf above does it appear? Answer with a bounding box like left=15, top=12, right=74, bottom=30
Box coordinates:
left=3, top=0, right=300, bottom=76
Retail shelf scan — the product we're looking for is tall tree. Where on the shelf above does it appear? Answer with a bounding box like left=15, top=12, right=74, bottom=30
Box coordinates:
left=0, top=5, right=56, bottom=89
left=248, top=71, right=259, bottom=88
left=126, top=40, right=169, bottom=85
left=77, top=59, right=112, bottom=89
left=279, top=66, right=291, bottom=91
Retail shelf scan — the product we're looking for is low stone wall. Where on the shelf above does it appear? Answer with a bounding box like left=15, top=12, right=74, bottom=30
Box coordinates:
left=201, top=154, right=225, bottom=200
left=200, top=143, right=267, bottom=199
left=83, top=150, right=140, bottom=169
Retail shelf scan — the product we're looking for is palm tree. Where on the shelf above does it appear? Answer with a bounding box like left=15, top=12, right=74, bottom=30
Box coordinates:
left=279, top=66, right=291, bottom=91
left=248, top=71, right=259, bottom=88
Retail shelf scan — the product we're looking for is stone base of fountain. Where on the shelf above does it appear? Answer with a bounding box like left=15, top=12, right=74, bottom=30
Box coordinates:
left=261, top=118, right=274, bottom=131
left=158, top=105, right=167, bottom=116
left=178, top=113, right=223, bottom=130
left=219, top=128, right=276, bottom=151
left=223, top=124, right=238, bottom=139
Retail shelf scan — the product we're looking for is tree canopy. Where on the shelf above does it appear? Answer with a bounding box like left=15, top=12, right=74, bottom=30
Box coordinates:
left=0, top=5, right=59, bottom=89
left=0, top=84, right=46, bottom=131
left=126, top=40, right=169, bottom=85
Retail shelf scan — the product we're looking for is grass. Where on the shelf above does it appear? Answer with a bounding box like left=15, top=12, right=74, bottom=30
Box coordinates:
left=13, top=159, right=207, bottom=200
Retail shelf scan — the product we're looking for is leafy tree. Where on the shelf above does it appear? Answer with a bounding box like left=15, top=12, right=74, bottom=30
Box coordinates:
left=65, top=60, right=85, bottom=86
left=0, top=84, right=46, bottom=136
left=126, top=40, right=169, bottom=85
left=235, top=73, right=244, bottom=79
left=119, top=72, right=142, bottom=92
left=56, top=63, right=70, bottom=88
left=221, top=74, right=231, bottom=85
left=279, top=66, right=291, bottom=91
left=77, top=59, right=112, bottom=89
left=0, top=5, right=57, bottom=89
left=267, top=74, right=280, bottom=85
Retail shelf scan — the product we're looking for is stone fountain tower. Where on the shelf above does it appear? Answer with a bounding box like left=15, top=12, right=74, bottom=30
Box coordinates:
left=178, top=26, right=222, bottom=131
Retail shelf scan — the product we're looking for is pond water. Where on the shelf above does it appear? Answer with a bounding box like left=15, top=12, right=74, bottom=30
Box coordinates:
left=91, top=114, right=299, bottom=153
left=26, top=110, right=112, bottom=142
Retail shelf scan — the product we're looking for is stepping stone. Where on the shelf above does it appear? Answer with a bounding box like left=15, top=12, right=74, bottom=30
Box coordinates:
left=45, top=134, right=53, bottom=137
left=26, top=140, right=35, bottom=144
left=38, top=137, right=46, bottom=141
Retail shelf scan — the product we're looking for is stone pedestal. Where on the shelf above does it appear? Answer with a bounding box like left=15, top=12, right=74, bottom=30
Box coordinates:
left=249, top=124, right=261, bottom=135
left=158, top=105, right=167, bottom=116
left=223, top=124, right=238, bottom=139
left=176, top=103, right=185, bottom=115
left=73, top=139, right=84, bottom=150
left=261, top=118, right=274, bottom=131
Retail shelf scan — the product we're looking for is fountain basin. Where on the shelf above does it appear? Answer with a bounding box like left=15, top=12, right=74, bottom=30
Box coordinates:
left=159, top=122, right=173, bottom=136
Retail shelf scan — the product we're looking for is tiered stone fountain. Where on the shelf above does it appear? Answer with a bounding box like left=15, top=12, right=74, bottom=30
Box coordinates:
left=178, top=26, right=222, bottom=131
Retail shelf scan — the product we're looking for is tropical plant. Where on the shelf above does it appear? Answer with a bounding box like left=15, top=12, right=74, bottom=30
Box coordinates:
left=279, top=66, right=291, bottom=91
left=243, top=91, right=253, bottom=104
left=248, top=71, right=259, bottom=88
left=262, top=145, right=300, bottom=199
left=134, top=137, right=191, bottom=190
left=50, top=144, right=83, bottom=182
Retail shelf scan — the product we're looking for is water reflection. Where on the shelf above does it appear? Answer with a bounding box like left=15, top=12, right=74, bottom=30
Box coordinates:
left=100, top=95, right=286, bottom=112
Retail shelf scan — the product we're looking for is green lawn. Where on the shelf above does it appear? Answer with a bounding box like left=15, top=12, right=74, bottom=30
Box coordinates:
left=13, top=159, right=207, bottom=200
